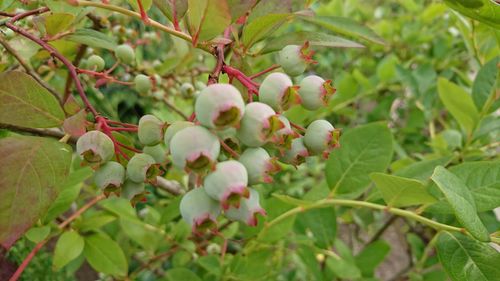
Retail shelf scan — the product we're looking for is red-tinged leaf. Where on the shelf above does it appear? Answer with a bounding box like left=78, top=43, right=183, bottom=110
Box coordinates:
left=63, top=109, right=87, bottom=137
left=63, top=95, right=81, bottom=115
left=0, top=136, right=72, bottom=249
left=153, top=0, right=188, bottom=24
left=187, top=0, right=231, bottom=45
left=227, top=0, right=257, bottom=21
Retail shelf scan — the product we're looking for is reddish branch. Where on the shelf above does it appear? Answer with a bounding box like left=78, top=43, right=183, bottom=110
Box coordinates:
left=249, top=64, right=280, bottom=79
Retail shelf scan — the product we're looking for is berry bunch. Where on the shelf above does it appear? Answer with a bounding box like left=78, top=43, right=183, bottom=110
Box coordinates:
left=75, top=43, right=340, bottom=235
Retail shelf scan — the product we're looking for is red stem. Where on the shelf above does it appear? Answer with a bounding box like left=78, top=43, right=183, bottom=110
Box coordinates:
left=290, top=121, right=306, bottom=132
left=249, top=64, right=280, bottom=79
left=117, top=142, right=142, bottom=153
left=109, top=127, right=138, bottom=132
left=219, top=139, right=239, bottom=159
left=106, top=120, right=138, bottom=128
left=222, top=65, right=259, bottom=94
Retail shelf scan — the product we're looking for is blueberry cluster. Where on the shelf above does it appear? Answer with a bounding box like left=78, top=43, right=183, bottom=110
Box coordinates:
left=75, top=44, right=340, bottom=234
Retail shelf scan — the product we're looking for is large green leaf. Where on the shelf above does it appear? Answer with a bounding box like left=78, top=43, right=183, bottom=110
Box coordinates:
left=431, top=166, right=489, bottom=242
left=53, top=231, right=84, bottom=271
left=153, top=0, right=188, bottom=23
left=241, top=13, right=291, bottom=49
left=295, top=207, right=336, bottom=249
left=43, top=13, right=75, bottom=36
left=163, top=268, right=202, bottom=281
left=83, top=233, right=128, bottom=277
left=0, top=71, right=65, bottom=128
left=260, top=31, right=364, bottom=54
left=128, top=0, right=152, bottom=13
left=370, top=173, right=437, bottom=207
left=472, top=56, right=499, bottom=111
left=355, top=240, right=391, bottom=277
left=300, top=16, right=386, bottom=45
left=65, top=29, right=117, bottom=50
left=437, top=77, right=479, bottom=134
left=436, top=231, right=500, bottom=281
left=227, top=0, right=257, bottom=21
left=187, top=0, right=231, bottom=44
left=394, top=156, right=454, bottom=181
left=326, top=122, right=393, bottom=198
left=0, top=136, right=72, bottom=249
left=444, top=0, right=500, bottom=29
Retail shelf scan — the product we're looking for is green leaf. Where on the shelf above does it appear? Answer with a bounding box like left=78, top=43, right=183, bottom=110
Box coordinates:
left=436, top=231, right=500, bottom=281
left=83, top=233, right=128, bottom=277
left=431, top=166, right=489, bottom=242
left=260, top=31, right=364, bottom=54
left=370, top=173, right=437, bottom=207
left=24, top=225, right=51, bottom=243
left=65, top=29, right=117, bottom=50
left=326, top=122, right=394, bottom=198
left=300, top=16, right=386, bottom=45
left=77, top=212, right=116, bottom=232
left=295, top=207, right=336, bottom=249
left=326, top=239, right=362, bottom=279
left=0, top=136, right=72, bottom=249
left=0, top=71, right=65, bottom=128
left=187, top=0, right=231, bottom=44
left=444, top=0, right=500, bottom=29
left=128, top=0, right=152, bottom=13
left=153, top=0, right=188, bottom=23
left=163, top=268, right=202, bottom=281
left=241, top=13, right=291, bottom=49
left=472, top=56, right=499, bottom=111
left=43, top=167, right=93, bottom=224
left=119, top=216, right=163, bottom=252
left=437, top=77, right=479, bottom=134
left=355, top=240, right=391, bottom=277
left=227, top=0, right=256, bottom=21
left=395, top=156, right=454, bottom=181
left=53, top=231, right=84, bottom=271
left=43, top=13, right=75, bottom=36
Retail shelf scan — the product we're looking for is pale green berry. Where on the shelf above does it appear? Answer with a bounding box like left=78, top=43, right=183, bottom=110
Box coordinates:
left=3, top=28, right=15, bottom=39
left=304, top=119, right=339, bottom=157
left=76, top=130, right=115, bottom=165
left=115, top=44, right=135, bottom=64
left=180, top=187, right=221, bottom=234
left=121, top=179, right=145, bottom=202
left=180, top=82, right=195, bottom=97
left=280, top=137, right=309, bottom=166
left=163, top=121, right=194, bottom=152
left=138, top=115, right=164, bottom=146
left=278, top=44, right=312, bottom=77
left=134, top=74, right=152, bottom=93
left=170, top=126, right=220, bottom=173
left=195, top=84, right=245, bottom=129
left=86, top=55, right=105, bottom=71
left=298, top=75, right=336, bottom=110
left=94, top=161, right=125, bottom=190
left=237, top=102, right=284, bottom=147
left=225, top=188, right=266, bottom=226
left=195, top=81, right=206, bottom=91
left=126, top=153, right=160, bottom=183
left=204, top=160, right=249, bottom=210
left=259, top=72, right=300, bottom=112
left=239, top=147, right=280, bottom=185
left=143, top=144, right=167, bottom=164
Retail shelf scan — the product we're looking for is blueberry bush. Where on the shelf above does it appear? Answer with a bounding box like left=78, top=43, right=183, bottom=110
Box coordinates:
left=0, top=0, right=499, bottom=280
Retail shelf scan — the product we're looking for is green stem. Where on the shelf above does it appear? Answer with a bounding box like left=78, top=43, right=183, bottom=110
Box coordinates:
left=414, top=232, right=439, bottom=272
left=259, top=199, right=499, bottom=244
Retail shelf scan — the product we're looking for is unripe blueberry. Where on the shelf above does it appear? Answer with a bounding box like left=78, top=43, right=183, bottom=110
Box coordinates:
left=278, top=43, right=314, bottom=77
left=143, top=144, right=167, bottom=164
left=195, top=81, right=206, bottom=91
left=93, top=161, right=125, bottom=191
left=259, top=73, right=300, bottom=112
left=203, top=160, right=249, bottom=210
left=237, top=102, right=285, bottom=147
left=115, top=44, right=135, bottom=64
left=86, top=55, right=105, bottom=71
left=170, top=126, right=220, bottom=173
left=134, top=74, right=152, bottom=94
left=225, top=188, right=266, bottom=226
left=180, top=82, right=195, bottom=97
left=180, top=187, right=221, bottom=234
left=280, top=137, right=309, bottom=166
left=304, top=119, right=340, bottom=158
left=126, top=153, right=161, bottom=183
left=138, top=114, right=165, bottom=146
left=273, top=115, right=299, bottom=149
left=3, top=29, right=15, bottom=39
left=76, top=130, right=115, bottom=165
left=195, top=84, right=245, bottom=129
left=298, top=75, right=336, bottom=110
left=163, top=121, right=194, bottom=152
left=120, top=179, right=145, bottom=202
left=239, top=147, right=280, bottom=185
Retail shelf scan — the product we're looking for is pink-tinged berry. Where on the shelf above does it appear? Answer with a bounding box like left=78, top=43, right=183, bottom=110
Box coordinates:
left=280, top=137, right=309, bottom=166
left=163, top=121, right=194, bottom=152
left=259, top=73, right=300, bottom=112
left=126, top=153, right=161, bottom=183
left=225, top=188, right=266, bottom=226
left=120, top=179, right=146, bottom=205
left=143, top=144, right=167, bottom=164
left=138, top=115, right=165, bottom=146
left=237, top=102, right=285, bottom=147
left=93, top=161, right=125, bottom=192
left=239, top=147, right=280, bottom=185
left=195, top=84, right=245, bottom=129
left=298, top=75, right=336, bottom=110
left=170, top=126, right=220, bottom=173
left=204, top=160, right=249, bottom=210
left=304, top=119, right=340, bottom=158
left=76, top=130, right=115, bottom=165
left=180, top=187, right=221, bottom=234
left=278, top=42, right=315, bottom=77
left=273, top=115, right=300, bottom=150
